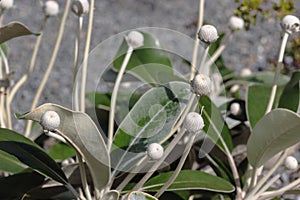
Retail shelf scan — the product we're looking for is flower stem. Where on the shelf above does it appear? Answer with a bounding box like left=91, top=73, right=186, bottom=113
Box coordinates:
left=190, top=0, right=205, bottom=80
left=9, top=16, right=48, bottom=104
left=265, top=32, right=289, bottom=114
left=80, top=0, right=95, bottom=112
left=154, top=132, right=198, bottom=198
left=24, top=0, right=71, bottom=137
left=107, top=45, right=133, bottom=152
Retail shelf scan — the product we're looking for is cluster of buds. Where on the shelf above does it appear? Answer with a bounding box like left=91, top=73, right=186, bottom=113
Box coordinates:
left=229, top=16, right=244, bottom=31
left=0, top=0, right=14, bottom=10
left=284, top=156, right=298, bottom=170
left=198, top=25, right=219, bottom=46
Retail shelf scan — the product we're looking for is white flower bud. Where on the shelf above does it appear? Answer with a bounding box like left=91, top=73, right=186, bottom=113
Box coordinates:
left=240, top=68, right=252, bottom=77
left=0, top=0, right=14, bottom=9
left=183, top=112, right=205, bottom=133
left=126, top=31, right=144, bottom=49
left=44, top=0, right=59, bottom=17
left=71, top=0, right=89, bottom=17
left=40, top=111, right=60, bottom=132
left=229, top=16, right=244, bottom=30
left=284, top=156, right=298, bottom=170
left=281, top=15, right=300, bottom=34
left=230, top=102, right=241, bottom=116
left=230, top=84, right=240, bottom=93
left=198, top=25, right=219, bottom=45
left=191, top=74, right=211, bottom=96
left=147, top=143, right=164, bottom=160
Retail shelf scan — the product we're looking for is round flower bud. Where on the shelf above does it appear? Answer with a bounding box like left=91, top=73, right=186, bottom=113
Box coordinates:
left=230, top=102, right=241, bottom=116
left=0, top=0, right=14, bottom=9
left=284, top=156, right=298, bottom=170
left=281, top=15, right=300, bottom=34
left=240, top=68, right=252, bottom=77
left=191, top=74, right=211, bottom=96
left=44, top=0, right=59, bottom=17
left=71, top=0, right=89, bottom=16
left=198, top=25, right=219, bottom=45
left=230, top=84, right=240, bottom=93
left=229, top=16, right=244, bottom=30
left=40, top=111, right=60, bottom=132
left=126, top=31, right=144, bottom=49
left=147, top=143, right=164, bottom=160
left=183, top=112, right=205, bottom=133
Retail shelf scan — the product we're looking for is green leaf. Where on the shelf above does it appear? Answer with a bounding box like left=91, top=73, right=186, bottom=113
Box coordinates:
left=198, top=96, right=233, bottom=153
left=112, top=32, right=175, bottom=85
left=112, top=81, right=191, bottom=171
left=0, top=141, right=68, bottom=184
left=48, top=142, right=76, bottom=161
left=238, top=71, right=289, bottom=86
left=143, top=170, right=235, bottom=193
left=278, top=70, right=300, bottom=112
left=247, top=108, right=300, bottom=168
left=0, top=128, right=41, bottom=173
left=18, top=103, right=110, bottom=191
left=128, top=191, right=158, bottom=200
left=0, top=171, right=44, bottom=200
left=0, top=22, right=39, bottom=44
left=246, top=84, right=285, bottom=129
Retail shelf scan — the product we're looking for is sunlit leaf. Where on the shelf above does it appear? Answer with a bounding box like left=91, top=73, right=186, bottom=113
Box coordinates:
left=198, top=96, right=233, bottom=153
left=246, top=84, right=285, bottom=129
left=0, top=141, right=68, bottom=184
left=247, top=109, right=300, bottom=168
left=112, top=81, right=191, bottom=172
left=278, top=70, right=300, bottom=112
left=18, top=103, right=110, bottom=191
left=0, top=128, right=41, bottom=173
left=143, top=170, right=235, bottom=193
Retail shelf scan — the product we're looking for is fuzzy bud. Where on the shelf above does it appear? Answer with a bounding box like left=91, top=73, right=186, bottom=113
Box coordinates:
left=230, top=84, right=240, bottom=93
left=147, top=143, right=164, bottom=160
left=183, top=112, right=205, bottom=133
left=198, top=25, right=219, bottom=45
left=230, top=102, right=241, bottom=116
left=44, top=0, right=59, bottom=17
left=281, top=15, right=300, bottom=34
left=229, top=16, right=244, bottom=30
left=71, top=0, right=89, bottom=16
left=0, top=0, right=14, bottom=9
left=126, top=31, right=144, bottom=49
left=191, top=74, right=211, bottom=96
left=240, top=68, right=252, bottom=77
left=284, top=156, right=298, bottom=170
left=40, top=111, right=60, bottom=132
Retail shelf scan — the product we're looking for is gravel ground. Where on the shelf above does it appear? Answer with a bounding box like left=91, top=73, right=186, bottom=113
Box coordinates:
left=1, top=0, right=300, bottom=130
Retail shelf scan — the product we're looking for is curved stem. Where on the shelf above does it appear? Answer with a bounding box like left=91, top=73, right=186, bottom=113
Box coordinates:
left=107, top=45, right=133, bottom=152
left=24, top=0, right=70, bottom=137
left=258, top=177, right=300, bottom=200
left=9, top=17, right=48, bottom=103
left=245, top=151, right=288, bottom=200
left=155, top=132, right=198, bottom=198
left=80, top=0, right=95, bottom=112
left=265, top=32, right=289, bottom=114
left=116, top=156, right=147, bottom=192
left=190, top=0, right=205, bottom=80
left=73, top=16, right=83, bottom=111
left=77, top=153, right=92, bottom=200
